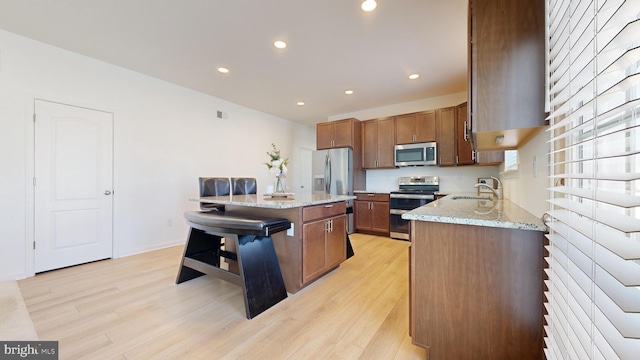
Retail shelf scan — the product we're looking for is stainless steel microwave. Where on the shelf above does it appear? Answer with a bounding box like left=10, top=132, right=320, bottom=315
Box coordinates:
left=394, top=142, right=437, bottom=166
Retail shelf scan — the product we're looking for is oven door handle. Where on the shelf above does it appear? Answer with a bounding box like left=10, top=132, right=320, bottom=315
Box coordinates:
left=390, top=194, right=435, bottom=200
left=390, top=209, right=409, bottom=215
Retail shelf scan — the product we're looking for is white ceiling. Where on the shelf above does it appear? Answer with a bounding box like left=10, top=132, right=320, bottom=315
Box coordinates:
left=0, top=0, right=468, bottom=126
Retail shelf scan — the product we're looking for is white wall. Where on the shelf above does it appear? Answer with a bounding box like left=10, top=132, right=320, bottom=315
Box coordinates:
left=329, top=92, right=501, bottom=192
left=499, top=128, right=549, bottom=217
left=0, top=30, right=315, bottom=280
left=328, top=92, right=468, bottom=121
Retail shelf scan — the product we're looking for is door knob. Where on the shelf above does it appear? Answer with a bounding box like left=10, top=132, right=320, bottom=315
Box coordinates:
left=104, top=190, right=112, bottom=195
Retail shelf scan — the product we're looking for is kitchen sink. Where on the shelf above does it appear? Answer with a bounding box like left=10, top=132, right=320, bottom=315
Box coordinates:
left=451, top=195, right=493, bottom=200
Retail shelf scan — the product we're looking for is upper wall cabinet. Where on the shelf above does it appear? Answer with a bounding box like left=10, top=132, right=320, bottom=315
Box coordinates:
left=456, top=102, right=504, bottom=165
left=469, top=0, right=546, bottom=150
left=436, top=107, right=457, bottom=166
left=395, top=111, right=436, bottom=145
left=362, top=117, right=396, bottom=169
left=455, top=103, right=475, bottom=165
left=317, top=118, right=358, bottom=149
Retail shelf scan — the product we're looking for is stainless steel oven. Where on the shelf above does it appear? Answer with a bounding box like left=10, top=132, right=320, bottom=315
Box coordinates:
left=389, top=176, right=439, bottom=240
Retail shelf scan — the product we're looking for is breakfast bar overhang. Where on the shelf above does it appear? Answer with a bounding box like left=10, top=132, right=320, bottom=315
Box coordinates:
left=192, top=193, right=355, bottom=294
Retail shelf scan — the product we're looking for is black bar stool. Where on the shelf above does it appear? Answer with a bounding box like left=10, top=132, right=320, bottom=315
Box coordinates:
left=176, top=211, right=290, bottom=319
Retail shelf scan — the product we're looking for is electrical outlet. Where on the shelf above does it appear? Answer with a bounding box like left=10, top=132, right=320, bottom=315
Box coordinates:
left=533, top=156, right=538, bottom=178
left=167, top=219, right=173, bottom=227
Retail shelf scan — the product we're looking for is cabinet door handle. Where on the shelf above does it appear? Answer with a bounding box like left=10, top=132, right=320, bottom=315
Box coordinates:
left=463, top=121, right=468, bottom=141
left=324, top=204, right=334, bottom=208
left=456, top=155, right=459, bottom=164
left=367, top=194, right=375, bottom=196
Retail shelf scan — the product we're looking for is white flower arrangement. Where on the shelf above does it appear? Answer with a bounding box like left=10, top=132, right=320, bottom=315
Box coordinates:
left=264, top=143, right=289, bottom=177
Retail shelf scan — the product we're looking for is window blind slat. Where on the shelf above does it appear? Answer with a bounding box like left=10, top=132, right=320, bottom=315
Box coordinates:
left=595, top=244, right=640, bottom=286
left=547, top=209, right=595, bottom=238
left=594, top=307, right=640, bottom=358
left=549, top=186, right=640, bottom=207
left=594, top=224, right=640, bottom=260
left=549, top=172, right=640, bottom=181
left=595, top=265, right=640, bottom=312
left=548, top=198, right=640, bottom=233
left=595, top=286, right=640, bottom=339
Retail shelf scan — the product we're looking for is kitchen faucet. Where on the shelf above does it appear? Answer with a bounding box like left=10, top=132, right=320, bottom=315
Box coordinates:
left=474, top=176, right=503, bottom=200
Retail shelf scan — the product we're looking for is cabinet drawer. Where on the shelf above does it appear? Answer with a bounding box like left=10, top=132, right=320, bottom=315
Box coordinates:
left=302, top=202, right=347, bottom=222
left=355, top=193, right=389, bottom=202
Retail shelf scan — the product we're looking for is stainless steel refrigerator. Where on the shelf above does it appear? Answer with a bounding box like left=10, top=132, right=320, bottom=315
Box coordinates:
left=312, top=148, right=354, bottom=233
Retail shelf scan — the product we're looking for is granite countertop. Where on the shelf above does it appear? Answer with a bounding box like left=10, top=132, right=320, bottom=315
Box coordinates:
left=194, top=193, right=355, bottom=209
left=354, top=190, right=390, bottom=194
left=402, top=192, right=547, bottom=232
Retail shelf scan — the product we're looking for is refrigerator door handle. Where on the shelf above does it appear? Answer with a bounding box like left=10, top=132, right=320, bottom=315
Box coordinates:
left=324, top=153, right=330, bottom=194
left=326, top=154, right=332, bottom=194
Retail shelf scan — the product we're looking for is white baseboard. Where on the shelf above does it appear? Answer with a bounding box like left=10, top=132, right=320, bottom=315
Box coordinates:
left=117, top=239, right=185, bottom=258
left=0, top=273, right=27, bottom=281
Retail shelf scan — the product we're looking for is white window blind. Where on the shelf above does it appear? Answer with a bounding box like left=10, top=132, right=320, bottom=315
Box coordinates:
left=546, top=0, right=640, bottom=359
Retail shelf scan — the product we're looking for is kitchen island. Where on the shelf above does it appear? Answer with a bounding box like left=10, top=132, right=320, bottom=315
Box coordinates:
left=403, top=193, right=546, bottom=360
left=196, top=193, right=355, bottom=293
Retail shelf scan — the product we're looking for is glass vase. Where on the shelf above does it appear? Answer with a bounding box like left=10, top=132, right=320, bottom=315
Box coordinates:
left=274, top=175, right=286, bottom=193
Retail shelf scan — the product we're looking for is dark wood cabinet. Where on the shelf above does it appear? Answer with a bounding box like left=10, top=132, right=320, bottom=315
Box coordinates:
left=436, top=107, right=457, bottom=166
left=457, top=102, right=505, bottom=165
left=437, top=103, right=485, bottom=166
left=362, top=118, right=396, bottom=169
left=455, top=103, right=475, bottom=165
left=316, top=118, right=358, bottom=150
left=302, top=203, right=347, bottom=284
left=325, top=215, right=346, bottom=269
left=469, top=0, right=546, bottom=150
left=354, top=193, right=389, bottom=236
left=410, top=221, right=544, bottom=359
left=302, top=220, right=326, bottom=283
left=395, top=111, right=436, bottom=145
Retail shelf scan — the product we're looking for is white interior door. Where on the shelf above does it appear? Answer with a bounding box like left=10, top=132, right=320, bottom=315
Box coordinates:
left=34, top=100, right=114, bottom=273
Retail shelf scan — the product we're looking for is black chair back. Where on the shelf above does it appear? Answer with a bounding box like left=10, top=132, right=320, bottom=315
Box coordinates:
left=231, top=177, right=257, bottom=195
left=199, top=177, right=230, bottom=211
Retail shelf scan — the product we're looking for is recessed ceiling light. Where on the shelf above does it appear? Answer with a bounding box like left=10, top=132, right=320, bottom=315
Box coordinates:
left=361, top=0, right=377, bottom=12
left=297, top=101, right=305, bottom=106
left=217, top=67, right=229, bottom=74
left=345, top=90, right=354, bottom=95
left=408, top=73, right=420, bottom=80
left=274, top=40, right=287, bottom=49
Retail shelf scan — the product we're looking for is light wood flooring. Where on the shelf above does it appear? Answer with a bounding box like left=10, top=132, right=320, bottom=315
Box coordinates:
left=18, top=233, right=426, bottom=360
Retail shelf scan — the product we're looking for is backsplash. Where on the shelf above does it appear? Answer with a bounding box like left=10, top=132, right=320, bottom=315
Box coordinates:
left=365, top=165, right=500, bottom=193
left=499, top=129, right=549, bottom=218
